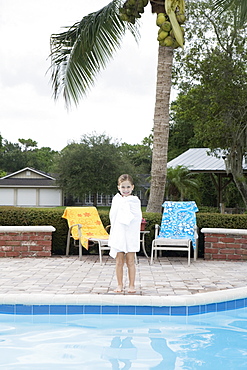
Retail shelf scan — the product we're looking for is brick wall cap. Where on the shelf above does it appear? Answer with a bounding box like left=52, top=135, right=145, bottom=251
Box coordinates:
left=201, top=228, right=247, bottom=235
left=0, top=226, right=55, bottom=232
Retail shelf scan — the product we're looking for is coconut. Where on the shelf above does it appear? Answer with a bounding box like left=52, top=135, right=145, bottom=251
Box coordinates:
left=137, top=0, right=144, bottom=6
left=119, top=13, right=129, bottom=21
left=163, top=36, right=174, bottom=47
left=159, top=40, right=166, bottom=46
left=157, top=31, right=169, bottom=41
left=161, top=21, right=171, bottom=32
left=172, top=40, right=180, bottom=49
left=156, top=13, right=166, bottom=26
left=126, top=8, right=133, bottom=15
left=169, top=29, right=175, bottom=39
left=133, top=11, right=142, bottom=18
left=137, top=5, right=144, bottom=13
left=176, top=13, right=186, bottom=24
left=129, top=15, right=136, bottom=23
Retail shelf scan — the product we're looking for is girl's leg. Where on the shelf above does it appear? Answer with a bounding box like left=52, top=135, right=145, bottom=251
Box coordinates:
left=114, top=252, right=125, bottom=292
left=126, top=252, right=136, bottom=293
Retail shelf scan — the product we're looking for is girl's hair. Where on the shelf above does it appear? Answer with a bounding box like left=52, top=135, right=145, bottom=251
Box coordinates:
left=118, top=174, right=134, bottom=185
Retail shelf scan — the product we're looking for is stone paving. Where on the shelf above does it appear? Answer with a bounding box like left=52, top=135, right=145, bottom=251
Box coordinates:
left=0, top=255, right=247, bottom=296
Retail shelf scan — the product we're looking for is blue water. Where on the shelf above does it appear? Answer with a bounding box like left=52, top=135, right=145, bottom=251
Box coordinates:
left=1, top=308, right=247, bottom=369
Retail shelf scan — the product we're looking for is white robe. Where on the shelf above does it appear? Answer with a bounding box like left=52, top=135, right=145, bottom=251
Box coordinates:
left=109, top=193, right=142, bottom=258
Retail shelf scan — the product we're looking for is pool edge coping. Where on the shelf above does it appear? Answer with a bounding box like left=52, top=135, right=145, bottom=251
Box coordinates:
left=1, top=286, right=247, bottom=307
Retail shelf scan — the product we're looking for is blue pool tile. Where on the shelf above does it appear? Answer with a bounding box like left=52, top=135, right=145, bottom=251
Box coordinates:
left=33, top=305, right=49, bottom=315
left=188, top=305, right=200, bottom=315
left=171, top=306, right=186, bottom=316
left=0, top=298, right=247, bottom=318
left=67, top=305, right=84, bottom=314
left=236, top=298, right=245, bottom=309
left=50, top=305, right=67, bottom=315
left=0, top=304, right=15, bottom=314
left=136, top=306, right=152, bottom=315
left=206, top=303, right=217, bottom=313
left=16, top=304, right=32, bottom=315
left=153, top=306, right=170, bottom=315
left=200, top=305, right=206, bottom=314
left=217, top=302, right=226, bottom=312
left=102, top=305, right=119, bottom=314
left=84, top=305, right=101, bottom=314
left=226, top=300, right=235, bottom=311
left=119, top=306, right=136, bottom=315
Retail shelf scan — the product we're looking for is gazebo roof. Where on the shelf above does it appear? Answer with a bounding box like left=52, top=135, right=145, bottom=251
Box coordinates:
left=167, top=148, right=247, bottom=173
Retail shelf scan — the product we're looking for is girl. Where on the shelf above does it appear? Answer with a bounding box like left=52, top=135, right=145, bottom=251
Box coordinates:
left=109, top=174, right=142, bottom=293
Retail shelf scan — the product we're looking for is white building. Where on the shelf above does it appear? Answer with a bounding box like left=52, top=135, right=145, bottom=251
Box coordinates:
left=0, top=167, right=63, bottom=207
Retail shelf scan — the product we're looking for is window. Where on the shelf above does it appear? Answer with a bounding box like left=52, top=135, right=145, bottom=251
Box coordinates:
left=107, top=194, right=113, bottom=205
left=97, top=193, right=103, bottom=204
left=85, top=193, right=94, bottom=204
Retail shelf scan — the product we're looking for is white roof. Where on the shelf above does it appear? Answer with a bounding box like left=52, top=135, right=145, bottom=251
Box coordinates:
left=167, top=148, right=247, bottom=173
left=1, top=167, right=55, bottom=180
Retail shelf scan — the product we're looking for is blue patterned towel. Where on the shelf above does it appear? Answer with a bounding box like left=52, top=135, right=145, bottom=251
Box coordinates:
left=158, top=201, right=199, bottom=248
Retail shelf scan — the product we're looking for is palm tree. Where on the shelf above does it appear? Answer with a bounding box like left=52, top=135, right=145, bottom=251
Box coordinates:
left=49, top=0, right=185, bottom=213
left=212, top=0, right=247, bottom=27
left=166, top=165, right=200, bottom=201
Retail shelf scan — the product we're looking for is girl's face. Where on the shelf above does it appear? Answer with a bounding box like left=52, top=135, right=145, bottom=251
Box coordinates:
left=118, top=180, right=134, bottom=197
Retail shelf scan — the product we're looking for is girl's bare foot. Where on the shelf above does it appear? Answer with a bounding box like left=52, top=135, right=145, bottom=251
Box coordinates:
left=114, top=285, right=123, bottom=293
left=128, top=286, right=136, bottom=293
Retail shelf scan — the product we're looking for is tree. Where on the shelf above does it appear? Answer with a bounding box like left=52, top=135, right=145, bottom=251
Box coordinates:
left=55, top=133, right=134, bottom=206
left=18, top=139, right=57, bottom=173
left=18, top=138, right=38, bottom=151
left=171, top=1, right=247, bottom=207
left=0, top=140, right=25, bottom=172
left=165, top=165, right=200, bottom=201
left=119, top=140, right=152, bottom=174
left=0, top=136, right=57, bottom=174
left=25, top=147, right=58, bottom=173
left=168, top=98, right=204, bottom=160
left=49, top=0, right=186, bottom=213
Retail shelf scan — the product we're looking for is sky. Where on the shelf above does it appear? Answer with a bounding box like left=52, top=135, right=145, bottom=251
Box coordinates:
left=0, top=0, right=177, bottom=151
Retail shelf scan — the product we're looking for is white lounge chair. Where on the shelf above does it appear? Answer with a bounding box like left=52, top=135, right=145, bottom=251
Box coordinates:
left=150, top=201, right=199, bottom=266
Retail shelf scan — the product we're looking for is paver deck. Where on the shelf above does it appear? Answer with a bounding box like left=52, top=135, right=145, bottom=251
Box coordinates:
left=0, top=255, right=247, bottom=296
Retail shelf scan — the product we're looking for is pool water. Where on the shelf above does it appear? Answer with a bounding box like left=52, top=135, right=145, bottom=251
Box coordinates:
left=1, top=308, right=247, bottom=369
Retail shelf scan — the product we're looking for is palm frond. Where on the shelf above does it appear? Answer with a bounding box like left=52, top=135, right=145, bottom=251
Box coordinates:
left=212, top=0, right=247, bottom=27
left=49, top=0, right=140, bottom=107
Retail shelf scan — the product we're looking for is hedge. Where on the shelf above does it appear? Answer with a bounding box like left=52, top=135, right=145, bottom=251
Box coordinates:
left=0, top=207, right=247, bottom=257
left=0, top=207, right=67, bottom=255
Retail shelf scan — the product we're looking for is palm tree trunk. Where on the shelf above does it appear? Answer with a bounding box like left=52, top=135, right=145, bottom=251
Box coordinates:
left=228, top=149, right=247, bottom=209
left=146, top=45, right=174, bottom=213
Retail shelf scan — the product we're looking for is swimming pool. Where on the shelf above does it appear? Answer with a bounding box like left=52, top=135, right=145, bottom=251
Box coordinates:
left=1, top=309, right=247, bottom=369
left=1, top=288, right=247, bottom=369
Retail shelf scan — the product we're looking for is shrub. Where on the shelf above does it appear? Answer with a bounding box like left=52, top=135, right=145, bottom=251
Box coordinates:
left=198, top=206, right=219, bottom=213
left=1, top=207, right=247, bottom=258
left=0, top=207, right=67, bottom=255
left=196, top=213, right=247, bottom=229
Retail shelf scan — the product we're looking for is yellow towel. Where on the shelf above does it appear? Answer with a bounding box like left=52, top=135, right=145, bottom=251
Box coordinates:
left=62, top=207, right=109, bottom=250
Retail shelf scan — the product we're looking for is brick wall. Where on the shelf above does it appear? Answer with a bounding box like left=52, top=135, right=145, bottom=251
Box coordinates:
left=202, top=228, right=247, bottom=261
left=0, top=226, right=55, bottom=258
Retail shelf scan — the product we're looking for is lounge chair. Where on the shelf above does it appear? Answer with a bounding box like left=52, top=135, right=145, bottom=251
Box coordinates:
left=150, top=201, right=198, bottom=266
left=62, top=206, right=110, bottom=264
